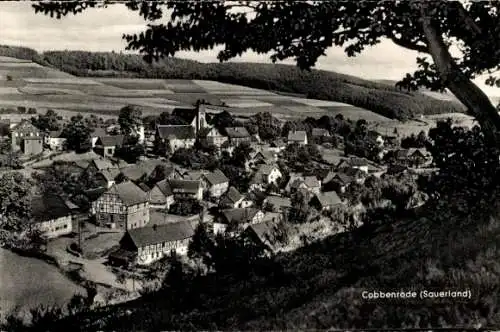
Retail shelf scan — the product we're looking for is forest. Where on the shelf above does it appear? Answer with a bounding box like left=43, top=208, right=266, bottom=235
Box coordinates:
left=0, top=45, right=465, bottom=121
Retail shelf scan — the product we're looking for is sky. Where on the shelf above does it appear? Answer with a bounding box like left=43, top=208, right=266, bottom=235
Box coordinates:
left=1, top=2, right=499, bottom=97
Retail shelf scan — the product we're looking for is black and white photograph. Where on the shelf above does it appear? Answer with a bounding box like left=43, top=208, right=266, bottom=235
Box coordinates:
left=0, top=0, right=499, bottom=330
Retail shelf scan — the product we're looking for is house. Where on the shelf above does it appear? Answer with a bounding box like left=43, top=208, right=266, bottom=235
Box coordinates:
left=214, top=208, right=264, bottom=234
left=11, top=119, right=41, bottom=151
left=27, top=195, right=74, bottom=239
left=45, top=130, right=67, bottom=151
left=323, top=171, right=357, bottom=193
left=408, top=148, right=431, bottom=167
left=172, top=103, right=209, bottom=135
left=337, top=157, right=369, bottom=173
left=112, top=220, right=194, bottom=266
left=155, top=125, right=196, bottom=153
left=287, top=130, right=308, bottom=145
left=263, top=195, right=292, bottom=212
left=87, top=158, right=119, bottom=173
left=202, top=169, right=229, bottom=198
left=249, top=164, right=282, bottom=190
left=91, top=127, right=107, bottom=148
left=219, top=186, right=250, bottom=208
left=225, top=127, right=251, bottom=146
left=169, top=179, right=203, bottom=201
left=311, top=128, right=330, bottom=143
left=92, top=181, right=150, bottom=230
left=22, top=136, right=43, bottom=155
left=94, top=135, right=124, bottom=158
left=309, top=191, right=344, bottom=211
left=248, top=150, right=276, bottom=168
left=97, top=168, right=121, bottom=188
left=201, top=127, right=227, bottom=147
left=367, top=131, right=384, bottom=147
left=285, top=174, right=321, bottom=195
left=268, top=139, right=286, bottom=153
left=242, top=219, right=288, bottom=254
left=149, top=179, right=174, bottom=209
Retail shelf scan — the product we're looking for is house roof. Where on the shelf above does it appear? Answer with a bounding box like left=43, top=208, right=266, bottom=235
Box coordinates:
left=29, top=195, right=73, bottom=223
left=127, top=220, right=194, bottom=247
left=333, top=172, right=355, bottom=185
left=270, top=139, right=286, bottom=148
left=259, top=164, right=279, bottom=176
left=221, top=208, right=261, bottom=225
left=312, top=128, right=329, bottom=137
left=85, top=187, right=108, bottom=202
left=203, top=169, right=229, bottom=186
left=137, top=183, right=150, bottom=193
left=288, top=130, right=307, bottom=142
left=119, top=165, right=147, bottom=182
left=221, top=186, right=243, bottom=204
left=96, top=135, right=124, bottom=147
left=169, top=179, right=201, bottom=193
left=154, top=179, right=173, bottom=196
left=156, top=125, right=195, bottom=140
left=90, top=158, right=118, bottom=171
left=245, top=220, right=286, bottom=252
left=99, top=168, right=121, bottom=182
left=338, top=157, right=369, bottom=168
left=225, top=127, right=250, bottom=138
left=23, top=136, right=42, bottom=141
left=108, top=181, right=148, bottom=206
left=264, top=195, right=292, bottom=209
left=304, top=176, right=321, bottom=188
left=408, top=148, right=429, bottom=157
left=395, top=149, right=410, bottom=159
left=172, top=107, right=198, bottom=124
left=314, top=191, right=343, bottom=207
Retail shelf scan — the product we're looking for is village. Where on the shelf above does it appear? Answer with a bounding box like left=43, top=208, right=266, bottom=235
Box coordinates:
left=0, top=100, right=435, bottom=297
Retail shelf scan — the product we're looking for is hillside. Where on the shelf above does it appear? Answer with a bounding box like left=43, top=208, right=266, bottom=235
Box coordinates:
left=0, top=45, right=465, bottom=121
left=19, top=198, right=500, bottom=331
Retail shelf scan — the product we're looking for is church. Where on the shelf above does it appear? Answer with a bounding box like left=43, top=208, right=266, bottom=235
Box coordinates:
left=155, top=102, right=210, bottom=154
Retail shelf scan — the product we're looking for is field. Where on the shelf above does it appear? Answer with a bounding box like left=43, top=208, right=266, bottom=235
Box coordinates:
left=0, top=55, right=436, bottom=127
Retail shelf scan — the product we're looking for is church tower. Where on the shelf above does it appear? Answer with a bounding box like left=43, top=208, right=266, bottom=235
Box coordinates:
left=195, top=101, right=208, bottom=135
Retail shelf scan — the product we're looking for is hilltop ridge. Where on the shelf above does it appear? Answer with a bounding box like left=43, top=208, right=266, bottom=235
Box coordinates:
left=0, top=45, right=465, bottom=121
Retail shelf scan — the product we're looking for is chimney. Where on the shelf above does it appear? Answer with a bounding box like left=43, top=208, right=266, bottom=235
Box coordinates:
left=153, top=224, right=157, bottom=231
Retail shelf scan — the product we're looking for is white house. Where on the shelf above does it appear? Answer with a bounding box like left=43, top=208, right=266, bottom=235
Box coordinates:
left=169, top=179, right=203, bottom=201
left=113, top=221, right=194, bottom=265
left=202, top=169, right=229, bottom=198
left=203, top=127, right=228, bottom=147
left=287, top=130, right=308, bottom=145
left=249, top=164, right=282, bottom=191
left=28, top=195, right=74, bottom=239
left=156, top=125, right=196, bottom=153
left=149, top=179, right=175, bottom=209
left=45, top=130, right=67, bottom=151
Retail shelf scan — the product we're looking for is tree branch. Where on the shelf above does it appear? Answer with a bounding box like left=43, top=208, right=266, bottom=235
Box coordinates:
left=388, top=32, right=429, bottom=53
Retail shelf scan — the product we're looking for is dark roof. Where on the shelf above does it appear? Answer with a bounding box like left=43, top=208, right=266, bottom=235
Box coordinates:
left=395, top=149, right=410, bottom=159
left=338, top=157, right=369, bottom=168
left=119, top=165, right=147, bottom=182
left=221, top=208, right=261, bottom=225
left=203, top=169, right=229, bottom=186
left=245, top=220, right=286, bottom=252
left=221, top=186, right=243, bottom=204
left=156, top=125, right=195, bottom=140
left=169, top=179, right=201, bottom=194
left=225, top=127, right=250, bottom=138
left=85, top=187, right=108, bottom=202
left=333, top=172, right=355, bottom=185
left=313, top=191, right=343, bottom=207
left=127, top=220, right=194, bottom=247
left=288, top=130, right=307, bottom=142
left=96, top=135, right=124, bottom=147
left=90, top=158, right=118, bottom=171
left=99, top=168, right=121, bottom=182
left=172, top=107, right=197, bottom=124
left=155, top=179, right=173, bottom=196
left=108, top=181, right=148, bottom=206
left=29, top=195, right=73, bottom=223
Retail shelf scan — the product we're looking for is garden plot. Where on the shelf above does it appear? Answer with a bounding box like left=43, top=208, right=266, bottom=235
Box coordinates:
left=193, top=80, right=276, bottom=95
left=19, top=86, right=86, bottom=96
left=221, top=99, right=274, bottom=108
left=23, top=77, right=100, bottom=85
left=96, top=78, right=172, bottom=91
left=291, top=98, right=355, bottom=107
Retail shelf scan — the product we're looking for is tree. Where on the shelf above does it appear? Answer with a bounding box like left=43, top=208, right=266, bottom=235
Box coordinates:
left=32, top=1, right=500, bottom=147
left=118, top=105, right=143, bottom=137
left=31, top=109, right=60, bottom=133
left=61, top=114, right=92, bottom=152
left=0, top=172, right=33, bottom=231
left=188, top=222, right=215, bottom=269
left=115, top=135, right=146, bottom=163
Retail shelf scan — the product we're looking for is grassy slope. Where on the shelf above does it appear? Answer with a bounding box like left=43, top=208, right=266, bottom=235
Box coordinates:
left=38, top=201, right=500, bottom=331
left=0, top=45, right=465, bottom=121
